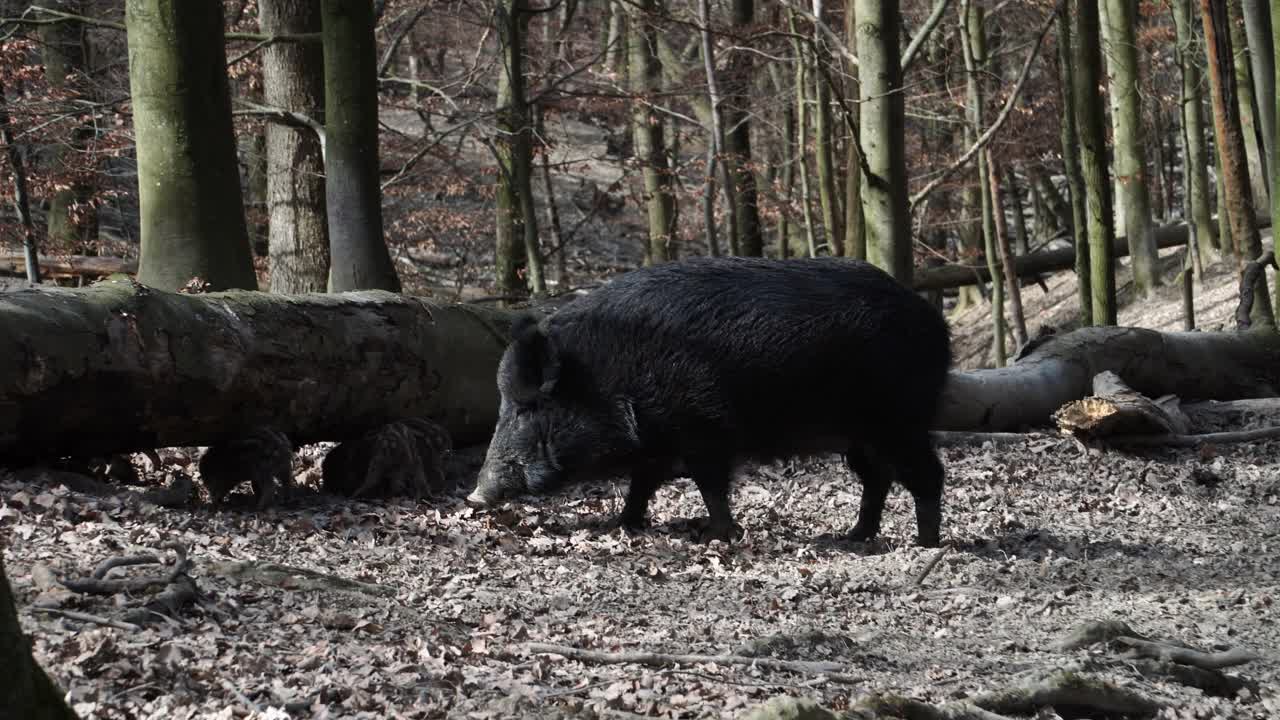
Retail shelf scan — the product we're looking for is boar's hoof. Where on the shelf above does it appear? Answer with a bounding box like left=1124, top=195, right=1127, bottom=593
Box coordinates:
left=699, top=520, right=743, bottom=544
left=915, top=531, right=942, bottom=549
left=465, top=490, right=494, bottom=508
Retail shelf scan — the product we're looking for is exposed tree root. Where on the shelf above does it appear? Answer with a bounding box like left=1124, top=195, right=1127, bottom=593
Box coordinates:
left=1113, top=635, right=1262, bottom=670
left=60, top=543, right=189, bottom=596
left=968, top=670, right=1161, bottom=718
left=522, top=642, right=865, bottom=685
left=205, top=559, right=398, bottom=598
left=30, top=607, right=140, bottom=632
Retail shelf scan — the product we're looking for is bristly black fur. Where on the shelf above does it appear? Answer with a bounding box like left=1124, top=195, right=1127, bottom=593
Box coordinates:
left=477, top=256, right=954, bottom=546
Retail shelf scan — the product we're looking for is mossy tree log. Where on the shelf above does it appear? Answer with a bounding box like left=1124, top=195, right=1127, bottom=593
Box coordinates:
left=0, top=279, right=513, bottom=462
left=0, top=554, right=79, bottom=720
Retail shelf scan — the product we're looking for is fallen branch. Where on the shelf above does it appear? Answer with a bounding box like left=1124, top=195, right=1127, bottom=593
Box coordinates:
left=523, top=642, right=864, bottom=685
left=30, top=606, right=140, bottom=632
left=1114, top=635, right=1262, bottom=670
left=91, top=554, right=162, bottom=581
left=0, top=253, right=135, bottom=278
left=1106, top=426, right=1280, bottom=447
left=121, top=574, right=199, bottom=626
left=912, top=545, right=951, bottom=586
left=206, top=560, right=398, bottom=598
left=61, top=543, right=188, bottom=596
left=931, top=431, right=1062, bottom=446
left=970, top=670, right=1161, bottom=718
left=1126, top=658, right=1247, bottom=698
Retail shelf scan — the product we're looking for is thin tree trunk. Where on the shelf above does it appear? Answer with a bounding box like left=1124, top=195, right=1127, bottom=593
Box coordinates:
left=769, top=64, right=794, bottom=259
left=1173, top=0, right=1217, bottom=263
left=1056, top=6, right=1089, bottom=326
left=700, top=0, right=734, bottom=258
left=126, top=0, right=258, bottom=292
left=261, top=0, right=330, bottom=293
left=1102, top=0, right=1159, bottom=296
left=0, top=82, right=40, bottom=285
left=534, top=104, right=567, bottom=286
left=1151, top=109, right=1169, bottom=222
left=1273, top=0, right=1280, bottom=315
left=38, top=0, right=96, bottom=253
left=812, top=0, right=843, bottom=255
left=321, top=0, right=401, bottom=293
left=1241, top=0, right=1275, bottom=178
left=856, top=0, right=912, bottom=282
left=1074, top=0, right=1117, bottom=325
left=788, top=10, right=819, bottom=258
left=1229, top=0, right=1270, bottom=209
left=842, top=0, right=865, bottom=260
left=963, top=0, right=1004, bottom=365
left=1202, top=0, right=1274, bottom=325
left=628, top=0, right=675, bottom=265
left=725, top=0, right=764, bottom=256
left=604, top=1, right=626, bottom=77
left=1006, top=167, right=1030, bottom=254
left=989, top=150, right=1027, bottom=347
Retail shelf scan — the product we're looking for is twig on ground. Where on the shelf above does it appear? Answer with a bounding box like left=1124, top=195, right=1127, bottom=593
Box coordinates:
left=31, top=606, right=140, bottom=632
left=913, top=545, right=951, bottom=586
left=91, top=553, right=161, bottom=580
left=523, top=642, right=864, bottom=685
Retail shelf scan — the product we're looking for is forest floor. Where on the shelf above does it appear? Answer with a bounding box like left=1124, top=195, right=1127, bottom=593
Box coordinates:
left=4, top=101, right=1280, bottom=718
left=3, top=243, right=1280, bottom=718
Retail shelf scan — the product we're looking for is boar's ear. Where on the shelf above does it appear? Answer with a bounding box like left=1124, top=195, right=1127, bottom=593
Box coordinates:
left=508, top=313, right=561, bottom=401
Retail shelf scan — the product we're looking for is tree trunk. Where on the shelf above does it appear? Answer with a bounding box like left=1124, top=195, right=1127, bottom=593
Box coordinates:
left=842, top=0, right=865, bottom=260
left=321, top=0, right=401, bottom=293
left=856, top=0, right=911, bottom=283
left=769, top=64, right=794, bottom=259
left=1102, top=0, right=1159, bottom=296
left=0, top=81, right=40, bottom=285
left=812, top=0, right=843, bottom=256
left=629, top=0, right=676, bottom=265
left=38, top=0, right=96, bottom=254
left=1172, top=0, right=1219, bottom=261
left=0, top=279, right=516, bottom=460
left=935, top=326, right=1280, bottom=431
left=1055, top=2, right=1089, bottom=326
left=604, top=1, right=626, bottom=78
left=1229, top=0, right=1270, bottom=210
left=963, top=0, right=1005, bottom=366
left=1241, top=0, right=1275, bottom=177
left=534, top=105, right=568, bottom=286
left=126, top=0, right=258, bottom=292
left=788, top=10, right=819, bottom=258
left=1202, top=0, right=1275, bottom=326
left=1073, top=0, right=1117, bottom=325
left=0, top=556, right=79, bottom=720
left=725, top=0, right=764, bottom=256
left=261, top=0, right=330, bottom=293
left=1006, top=167, right=1030, bottom=255
left=1273, top=0, right=1280, bottom=315
left=989, top=150, right=1027, bottom=348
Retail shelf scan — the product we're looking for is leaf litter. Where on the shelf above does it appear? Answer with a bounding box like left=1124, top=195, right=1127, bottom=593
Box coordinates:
left=1, top=434, right=1278, bottom=719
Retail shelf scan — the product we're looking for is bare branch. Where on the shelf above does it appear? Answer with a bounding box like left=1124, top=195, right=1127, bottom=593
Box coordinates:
left=901, top=0, right=954, bottom=74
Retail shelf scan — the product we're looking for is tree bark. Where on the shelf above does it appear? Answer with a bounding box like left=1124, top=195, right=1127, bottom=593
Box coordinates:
left=1273, top=0, right=1280, bottom=315
left=321, top=0, right=401, bottom=293
left=724, top=0, right=764, bottom=256
left=856, top=0, right=912, bottom=283
left=1073, top=0, right=1117, bottom=325
left=0, top=81, right=40, bottom=285
left=1229, top=0, right=1270, bottom=210
left=126, top=0, right=258, bottom=292
left=1101, top=0, right=1159, bottom=296
left=261, top=0, right=330, bottom=293
left=788, top=10, right=819, bottom=258
left=0, top=555, right=79, bottom=720
left=989, top=150, right=1027, bottom=348
left=812, top=0, right=843, bottom=255
left=1006, top=167, right=1030, bottom=255
left=963, top=0, right=1005, bottom=365
left=1202, top=0, right=1275, bottom=326
left=38, top=0, right=96, bottom=254
left=1056, top=7, right=1090, bottom=326
left=629, top=0, right=675, bottom=265
left=936, top=326, right=1280, bottom=431
left=1241, top=1, right=1274, bottom=178
left=1172, top=0, right=1219, bottom=261
left=0, top=279, right=515, bottom=460
left=842, top=0, right=865, bottom=260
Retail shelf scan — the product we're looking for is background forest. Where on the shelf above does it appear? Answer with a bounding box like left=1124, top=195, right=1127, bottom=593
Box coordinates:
left=1, top=1, right=1279, bottom=719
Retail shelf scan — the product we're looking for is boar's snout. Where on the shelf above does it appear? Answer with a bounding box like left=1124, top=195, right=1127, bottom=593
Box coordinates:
left=466, top=459, right=522, bottom=508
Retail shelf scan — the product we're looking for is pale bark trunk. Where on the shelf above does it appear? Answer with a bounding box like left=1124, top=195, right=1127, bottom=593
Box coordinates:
left=1172, top=0, right=1219, bottom=261
left=1073, top=0, right=1117, bottom=325
left=0, top=556, right=79, bottom=720
left=629, top=0, right=676, bottom=265
left=261, top=0, right=330, bottom=293
left=1229, top=0, right=1270, bottom=210
left=812, top=0, right=842, bottom=255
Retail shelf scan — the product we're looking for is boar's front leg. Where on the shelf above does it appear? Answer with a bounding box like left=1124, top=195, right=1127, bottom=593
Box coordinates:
left=689, top=459, right=741, bottom=543
left=617, top=461, right=672, bottom=531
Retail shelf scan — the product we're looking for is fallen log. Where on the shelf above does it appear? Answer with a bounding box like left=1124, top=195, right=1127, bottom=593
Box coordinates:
left=913, top=215, right=1272, bottom=291
left=935, top=326, right=1280, bottom=431
left=0, top=277, right=515, bottom=461
left=0, top=254, right=137, bottom=279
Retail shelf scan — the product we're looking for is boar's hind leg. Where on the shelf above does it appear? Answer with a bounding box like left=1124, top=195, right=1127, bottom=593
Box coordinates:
left=846, top=443, right=894, bottom=543
left=617, top=463, right=672, bottom=530
left=847, top=433, right=943, bottom=547
left=688, top=459, right=740, bottom=542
